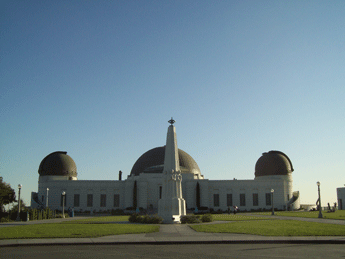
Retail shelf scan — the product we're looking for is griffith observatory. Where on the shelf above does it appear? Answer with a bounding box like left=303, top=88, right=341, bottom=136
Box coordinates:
left=31, top=120, right=301, bottom=214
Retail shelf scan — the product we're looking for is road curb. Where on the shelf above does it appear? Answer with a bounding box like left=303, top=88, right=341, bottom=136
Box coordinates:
left=1, top=239, right=345, bottom=247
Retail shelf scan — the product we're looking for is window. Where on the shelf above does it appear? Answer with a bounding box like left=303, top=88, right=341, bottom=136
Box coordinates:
left=100, top=194, right=106, bottom=207
left=60, top=194, right=66, bottom=207
left=253, top=193, right=258, bottom=206
left=240, top=194, right=246, bottom=206
left=287, top=194, right=290, bottom=201
left=227, top=194, right=232, bottom=207
left=87, top=194, right=93, bottom=207
left=74, top=194, right=80, bottom=207
left=159, top=186, right=162, bottom=199
left=214, top=194, right=219, bottom=207
left=42, top=195, right=44, bottom=202
left=114, top=194, right=120, bottom=207
left=266, top=193, right=271, bottom=206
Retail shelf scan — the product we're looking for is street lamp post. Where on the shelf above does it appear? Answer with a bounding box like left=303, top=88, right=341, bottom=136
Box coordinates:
left=317, top=181, right=323, bottom=218
left=16, top=184, right=22, bottom=221
left=46, top=188, right=49, bottom=208
left=62, top=191, right=66, bottom=218
left=271, top=189, right=275, bottom=215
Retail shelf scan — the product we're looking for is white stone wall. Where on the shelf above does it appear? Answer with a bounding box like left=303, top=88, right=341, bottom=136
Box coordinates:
left=146, top=177, right=163, bottom=209
left=34, top=172, right=299, bottom=212
left=38, top=179, right=126, bottom=211
left=205, top=176, right=291, bottom=211
left=337, top=187, right=345, bottom=210
left=126, top=173, right=166, bottom=209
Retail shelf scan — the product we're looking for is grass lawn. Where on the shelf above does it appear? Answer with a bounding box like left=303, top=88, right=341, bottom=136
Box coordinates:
left=211, top=214, right=275, bottom=221
left=251, top=210, right=345, bottom=220
left=62, top=215, right=130, bottom=224
left=0, top=215, right=160, bottom=240
left=0, top=223, right=159, bottom=240
left=190, top=220, right=345, bottom=236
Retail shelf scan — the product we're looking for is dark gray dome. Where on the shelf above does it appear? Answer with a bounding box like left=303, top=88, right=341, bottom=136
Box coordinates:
left=255, top=151, right=293, bottom=177
left=38, top=151, right=77, bottom=177
left=130, top=146, right=201, bottom=176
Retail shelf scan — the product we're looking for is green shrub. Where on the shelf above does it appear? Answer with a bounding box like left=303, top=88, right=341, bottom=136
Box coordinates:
left=32, top=209, right=38, bottom=220
left=139, top=215, right=150, bottom=223
left=47, top=208, right=53, bottom=219
left=128, top=213, right=163, bottom=224
left=129, top=213, right=141, bottom=223
left=38, top=210, right=43, bottom=220
left=180, top=215, right=201, bottom=224
left=141, top=215, right=163, bottom=224
left=201, top=214, right=213, bottom=222
left=0, top=217, right=11, bottom=222
left=55, top=213, right=70, bottom=218
left=148, top=215, right=163, bottom=224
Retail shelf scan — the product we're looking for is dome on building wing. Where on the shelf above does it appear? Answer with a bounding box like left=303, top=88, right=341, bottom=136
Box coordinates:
left=38, top=151, right=77, bottom=177
left=255, top=150, right=293, bottom=177
left=130, top=146, right=201, bottom=177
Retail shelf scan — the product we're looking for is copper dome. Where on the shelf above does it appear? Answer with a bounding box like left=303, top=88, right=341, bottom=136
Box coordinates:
left=38, top=151, right=77, bottom=177
left=255, top=151, right=293, bottom=177
left=130, top=146, right=201, bottom=176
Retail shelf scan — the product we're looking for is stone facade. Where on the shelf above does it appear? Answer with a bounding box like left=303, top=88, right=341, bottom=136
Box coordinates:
left=31, top=122, right=300, bottom=212
left=32, top=172, right=299, bottom=212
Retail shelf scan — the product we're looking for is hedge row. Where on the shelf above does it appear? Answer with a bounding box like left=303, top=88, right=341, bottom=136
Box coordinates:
left=127, top=213, right=214, bottom=224
left=0, top=208, right=59, bottom=222
left=29, top=208, right=55, bottom=220
left=181, top=214, right=213, bottom=224
left=128, top=213, right=163, bottom=224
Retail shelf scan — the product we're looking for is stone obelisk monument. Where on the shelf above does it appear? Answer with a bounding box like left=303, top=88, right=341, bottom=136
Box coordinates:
left=158, top=118, right=186, bottom=223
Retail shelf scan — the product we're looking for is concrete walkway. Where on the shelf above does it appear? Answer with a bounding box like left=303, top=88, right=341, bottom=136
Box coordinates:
left=1, top=215, right=345, bottom=247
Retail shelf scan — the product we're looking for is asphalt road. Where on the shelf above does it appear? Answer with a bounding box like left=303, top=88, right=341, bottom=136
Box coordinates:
left=1, top=244, right=344, bottom=259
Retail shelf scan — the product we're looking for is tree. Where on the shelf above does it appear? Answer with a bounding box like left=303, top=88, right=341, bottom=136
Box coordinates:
left=133, top=180, right=137, bottom=209
left=0, top=177, right=16, bottom=213
left=10, top=199, right=27, bottom=212
left=196, top=182, right=200, bottom=209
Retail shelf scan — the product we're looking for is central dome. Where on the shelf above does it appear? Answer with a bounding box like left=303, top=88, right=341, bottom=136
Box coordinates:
left=130, top=146, right=201, bottom=177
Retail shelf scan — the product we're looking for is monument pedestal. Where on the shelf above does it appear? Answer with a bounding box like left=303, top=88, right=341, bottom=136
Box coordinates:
left=158, top=189, right=186, bottom=223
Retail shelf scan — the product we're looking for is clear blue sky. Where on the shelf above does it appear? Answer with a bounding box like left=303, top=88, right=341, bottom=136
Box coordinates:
left=1, top=1, right=344, bottom=208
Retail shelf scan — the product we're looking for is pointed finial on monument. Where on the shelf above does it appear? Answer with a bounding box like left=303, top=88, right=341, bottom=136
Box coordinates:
left=168, top=117, right=175, bottom=125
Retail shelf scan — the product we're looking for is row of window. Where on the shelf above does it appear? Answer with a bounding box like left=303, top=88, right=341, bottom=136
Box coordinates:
left=60, top=194, right=120, bottom=208
left=58, top=192, right=277, bottom=208
left=214, top=193, right=273, bottom=207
